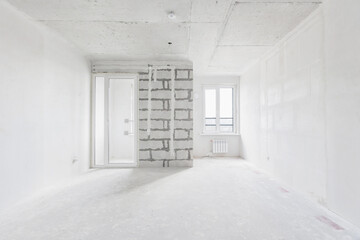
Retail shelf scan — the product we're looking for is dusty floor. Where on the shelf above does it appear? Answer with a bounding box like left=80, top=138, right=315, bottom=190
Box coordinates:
left=0, top=158, right=359, bottom=240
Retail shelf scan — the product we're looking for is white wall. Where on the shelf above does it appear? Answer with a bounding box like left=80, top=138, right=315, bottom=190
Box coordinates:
left=0, top=2, right=91, bottom=210
left=241, top=7, right=326, bottom=202
left=240, top=3, right=360, bottom=228
left=193, top=75, right=243, bottom=158
left=323, top=0, right=360, bottom=228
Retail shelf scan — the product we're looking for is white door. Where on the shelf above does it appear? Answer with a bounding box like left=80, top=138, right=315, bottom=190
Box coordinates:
left=92, top=74, right=138, bottom=167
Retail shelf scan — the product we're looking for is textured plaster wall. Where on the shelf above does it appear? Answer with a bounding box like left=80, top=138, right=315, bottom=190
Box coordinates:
left=0, top=2, right=91, bottom=210
left=138, top=68, right=193, bottom=167
left=240, top=3, right=360, bottom=228
left=240, top=7, right=326, bottom=207
left=323, top=0, right=360, bottom=228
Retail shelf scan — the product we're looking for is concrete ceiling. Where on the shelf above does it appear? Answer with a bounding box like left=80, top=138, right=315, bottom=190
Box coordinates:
left=5, top=0, right=321, bottom=75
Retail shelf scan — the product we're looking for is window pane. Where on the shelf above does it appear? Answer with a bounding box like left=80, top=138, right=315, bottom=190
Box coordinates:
left=220, top=88, right=234, bottom=132
left=204, top=88, right=216, bottom=131
left=94, top=77, right=105, bottom=165
left=205, top=118, right=216, bottom=131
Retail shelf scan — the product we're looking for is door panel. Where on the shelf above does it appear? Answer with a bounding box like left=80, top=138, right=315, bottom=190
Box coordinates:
left=108, top=78, right=134, bottom=164
left=92, top=75, right=137, bottom=167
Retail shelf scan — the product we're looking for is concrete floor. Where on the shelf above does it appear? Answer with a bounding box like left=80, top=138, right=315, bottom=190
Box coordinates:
left=0, top=158, right=359, bottom=240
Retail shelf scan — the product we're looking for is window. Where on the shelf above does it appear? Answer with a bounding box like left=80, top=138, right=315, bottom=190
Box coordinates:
left=203, top=85, right=237, bottom=134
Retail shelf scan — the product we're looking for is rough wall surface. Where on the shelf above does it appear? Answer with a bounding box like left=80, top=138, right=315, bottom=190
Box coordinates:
left=323, top=0, right=360, bottom=228
left=240, top=9, right=326, bottom=203
left=138, top=68, right=193, bottom=167
left=0, top=1, right=90, bottom=210
left=240, top=3, right=360, bottom=228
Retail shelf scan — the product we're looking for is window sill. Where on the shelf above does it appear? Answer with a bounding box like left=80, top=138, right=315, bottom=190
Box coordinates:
left=200, top=133, right=241, bottom=136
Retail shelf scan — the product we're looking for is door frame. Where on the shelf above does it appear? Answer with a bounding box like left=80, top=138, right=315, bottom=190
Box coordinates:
left=91, top=73, right=139, bottom=168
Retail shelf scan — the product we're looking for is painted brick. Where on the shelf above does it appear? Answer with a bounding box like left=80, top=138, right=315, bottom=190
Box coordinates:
left=139, top=100, right=163, bottom=110
left=139, top=160, right=164, bottom=167
left=189, top=130, right=193, bottom=138
left=164, top=120, right=169, bottom=129
left=175, top=129, right=188, bottom=139
left=139, top=120, right=164, bottom=130
left=188, top=90, right=193, bottom=100
left=175, top=90, right=189, bottom=99
left=139, top=80, right=164, bottom=90
left=139, top=150, right=150, bottom=160
left=152, top=150, right=172, bottom=160
left=139, top=90, right=171, bottom=100
left=189, top=70, right=193, bottom=79
left=163, top=100, right=170, bottom=110
left=139, top=90, right=148, bottom=99
left=174, top=140, right=193, bottom=149
left=137, top=67, right=193, bottom=166
left=175, top=101, right=193, bottom=110
left=150, top=81, right=164, bottom=90
left=139, top=130, right=149, bottom=140
left=163, top=140, right=169, bottom=149
left=175, top=110, right=189, bottom=120
left=139, top=129, right=170, bottom=139
left=152, top=90, right=171, bottom=99
left=139, top=73, right=148, bottom=80
left=139, top=110, right=171, bottom=120
left=175, top=80, right=192, bottom=89
left=176, top=150, right=189, bottom=160
left=174, top=120, right=193, bottom=129
left=176, top=70, right=189, bottom=79
left=140, top=140, right=163, bottom=150
left=150, top=130, right=170, bottom=140
left=139, top=80, right=149, bottom=90
left=163, top=80, right=170, bottom=89
left=156, top=70, right=171, bottom=79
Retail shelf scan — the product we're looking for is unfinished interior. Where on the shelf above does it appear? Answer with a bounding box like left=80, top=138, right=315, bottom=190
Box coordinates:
left=1, top=0, right=360, bottom=239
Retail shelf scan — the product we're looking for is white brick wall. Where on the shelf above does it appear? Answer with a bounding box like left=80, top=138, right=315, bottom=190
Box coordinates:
left=174, top=129, right=188, bottom=139
left=138, top=68, right=193, bottom=167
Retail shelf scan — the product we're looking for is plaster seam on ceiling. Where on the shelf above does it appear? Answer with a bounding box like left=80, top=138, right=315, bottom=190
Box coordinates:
left=208, top=0, right=237, bottom=68
left=186, top=0, right=194, bottom=59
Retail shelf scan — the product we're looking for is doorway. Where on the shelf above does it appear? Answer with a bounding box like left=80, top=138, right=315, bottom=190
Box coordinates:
left=92, top=74, right=138, bottom=167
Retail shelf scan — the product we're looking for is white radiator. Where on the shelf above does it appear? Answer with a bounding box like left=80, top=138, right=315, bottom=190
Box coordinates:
left=212, top=139, right=228, bottom=153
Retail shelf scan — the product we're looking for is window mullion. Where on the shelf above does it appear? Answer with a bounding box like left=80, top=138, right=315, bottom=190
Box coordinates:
left=216, top=87, right=220, bottom=133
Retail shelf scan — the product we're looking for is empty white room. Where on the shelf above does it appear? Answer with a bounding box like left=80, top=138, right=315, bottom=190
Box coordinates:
left=1, top=0, right=360, bottom=239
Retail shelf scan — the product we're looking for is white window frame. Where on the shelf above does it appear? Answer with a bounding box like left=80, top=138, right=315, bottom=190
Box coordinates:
left=202, top=84, right=239, bottom=135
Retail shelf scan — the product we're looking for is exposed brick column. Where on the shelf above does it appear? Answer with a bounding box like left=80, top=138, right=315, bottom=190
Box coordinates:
left=138, top=68, right=193, bottom=167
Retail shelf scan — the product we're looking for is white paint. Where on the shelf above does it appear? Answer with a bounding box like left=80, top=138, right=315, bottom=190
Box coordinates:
left=108, top=78, right=134, bottom=162
left=0, top=1, right=91, bottom=210
left=147, top=67, right=152, bottom=136
left=193, top=75, right=243, bottom=157
left=240, top=3, right=360, bottom=228
left=240, top=6, right=326, bottom=205
left=323, top=0, right=360, bottom=228
left=1, top=158, right=359, bottom=239
left=169, top=67, right=175, bottom=156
